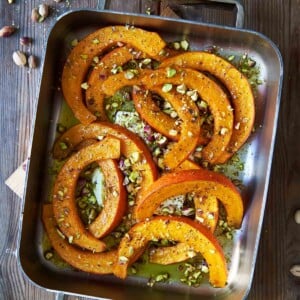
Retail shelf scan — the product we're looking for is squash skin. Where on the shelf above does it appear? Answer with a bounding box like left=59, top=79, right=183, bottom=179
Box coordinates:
left=62, top=26, right=166, bottom=124
left=52, top=138, right=121, bottom=252
left=135, top=169, right=243, bottom=229
left=114, top=216, right=228, bottom=288
left=160, top=52, right=255, bottom=163
left=42, top=204, right=116, bottom=274
left=53, top=122, right=158, bottom=207
left=89, top=159, right=127, bottom=238
left=101, top=68, right=233, bottom=164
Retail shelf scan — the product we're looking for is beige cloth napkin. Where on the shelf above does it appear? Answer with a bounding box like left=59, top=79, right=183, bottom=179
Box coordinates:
left=5, top=160, right=28, bottom=198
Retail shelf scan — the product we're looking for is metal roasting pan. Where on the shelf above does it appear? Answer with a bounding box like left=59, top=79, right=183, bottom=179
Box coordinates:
left=18, top=3, right=283, bottom=300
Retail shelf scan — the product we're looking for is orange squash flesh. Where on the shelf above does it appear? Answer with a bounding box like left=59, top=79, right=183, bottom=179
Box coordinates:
left=89, top=159, right=127, bottom=238
left=133, top=87, right=210, bottom=145
left=62, top=26, right=166, bottom=124
left=138, top=68, right=233, bottom=164
left=132, top=88, right=181, bottom=141
left=86, top=46, right=141, bottom=121
left=160, top=52, right=255, bottom=163
left=150, top=195, right=219, bottom=265
left=151, top=161, right=219, bottom=265
left=52, top=138, right=121, bottom=252
left=114, top=216, right=228, bottom=288
left=53, top=122, right=158, bottom=206
left=149, top=243, right=197, bottom=265
left=134, top=169, right=243, bottom=229
left=42, top=204, right=116, bottom=274
left=148, top=87, right=201, bottom=170
left=102, top=68, right=231, bottom=165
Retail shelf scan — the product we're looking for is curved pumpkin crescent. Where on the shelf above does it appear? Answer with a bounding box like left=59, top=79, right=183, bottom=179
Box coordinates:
left=89, top=159, right=127, bottom=238
left=86, top=46, right=142, bottom=121
left=52, top=122, right=158, bottom=207
left=150, top=162, right=219, bottom=265
left=52, top=138, right=121, bottom=252
left=62, top=26, right=166, bottom=124
left=42, top=204, right=116, bottom=274
left=101, top=68, right=233, bottom=164
left=114, top=216, right=228, bottom=288
left=160, top=52, right=255, bottom=163
left=132, top=88, right=210, bottom=145
left=139, top=68, right=233, bottom=164
left=134, top=169, right=243, bottom=229
left=138, top=87, right=201, bottom=170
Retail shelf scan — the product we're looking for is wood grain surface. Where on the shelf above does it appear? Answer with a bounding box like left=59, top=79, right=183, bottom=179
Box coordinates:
left=0, top=0, right=299, bottom=299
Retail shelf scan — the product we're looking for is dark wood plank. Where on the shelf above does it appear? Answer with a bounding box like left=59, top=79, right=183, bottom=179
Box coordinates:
left=0, top=0, right=300, bottom=299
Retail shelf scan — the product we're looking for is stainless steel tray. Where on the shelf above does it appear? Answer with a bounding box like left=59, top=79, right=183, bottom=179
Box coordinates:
left=18, top=8, right=283, bottom=300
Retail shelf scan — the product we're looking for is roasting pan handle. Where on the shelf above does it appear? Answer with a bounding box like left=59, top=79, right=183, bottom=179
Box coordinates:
left=207, top=0, right=244, bottom=28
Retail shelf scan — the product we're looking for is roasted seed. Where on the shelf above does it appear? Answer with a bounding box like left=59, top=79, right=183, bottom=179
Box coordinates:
left=31, top=8, right=40, bottom=22
left=28, top=55, right=37, bottom=68
left=0, top=26, right=15, bottom=37
left=294, top=209, right=300, bottom=224
left=38, top=4, right=49, bottom=18
left=12, top=51, right=27, bottom=67
left=290, top=265, right=300, bottom=277
left=20, top=36, right=32, bottom=46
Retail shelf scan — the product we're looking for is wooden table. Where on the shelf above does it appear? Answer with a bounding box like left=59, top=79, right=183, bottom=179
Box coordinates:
left=0, top=0, right=299, bottom=299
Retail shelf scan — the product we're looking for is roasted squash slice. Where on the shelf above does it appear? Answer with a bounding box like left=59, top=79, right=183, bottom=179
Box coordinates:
left=86, top=46, right=142, bottom=121
left=160, top=52, right=255, bottom=163
left=134, top=169, right=243, bottom=229
left=102, top=68, right=233, bottom=164
left=53, top=122, right=158, bottom=206
left=52, top=138, right=121, bottom=252
left=150, top=194, right=219, bottom=265
left=133, top=87, right=210, bottom=145
left=89, top=159, right=127, bottom=238
left=42, top=204, right=116, bottom=274
left=139, top=68, right=233, bottom=164
left=114, top=216, right=228, bottom=288
left=132, top=88, right=181, bottom=141
left=62, top=26, right=166, bottom=124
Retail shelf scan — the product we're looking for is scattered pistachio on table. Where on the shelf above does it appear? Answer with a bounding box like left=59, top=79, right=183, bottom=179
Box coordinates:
left=12, top=51, right=27, bottom=67
left=0, top=25, right=16, bottom=37
left=28, top=55, right=37, bottom=69
left=294, top=209, right=300, bottom=224
left=38, top=4, right=49, bottom=21
left=20, top=36, right=32, bottom=46
left=31, top=8, right=40, bottom=22
left=290, top=265, right=300, bottom=277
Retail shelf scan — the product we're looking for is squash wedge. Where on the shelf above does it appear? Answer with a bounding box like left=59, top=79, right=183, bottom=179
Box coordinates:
left=104, top=68, right=233, bottom=165
left=89, top=159, right=127, bottom=238
left=138, top=68, right=233, bottom=164
left=160, top=52, right=255, bottom=163
left=132, top=88, right=181, bottom=141
left=62, top=26, right=166, bottom=124
left=134, top=169, right=243, bottom=228
left=42, top=204, right=116, bottom=274
left=114, top=216, right=228, bottom=288
left=133, top=87, right=210, bottom=145
left=52, top=138, right=121, bottom=252
left=53, top=122, right=158, bottom=207
left=86, top=46, right=142, bottom=121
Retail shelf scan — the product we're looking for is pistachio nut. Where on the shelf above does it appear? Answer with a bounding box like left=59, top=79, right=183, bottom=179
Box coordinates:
left=12, top=51, right=27, bottom=67
left=0, top=26, right=15, bottom=37
left=28, top=55, right=37, bottom=69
